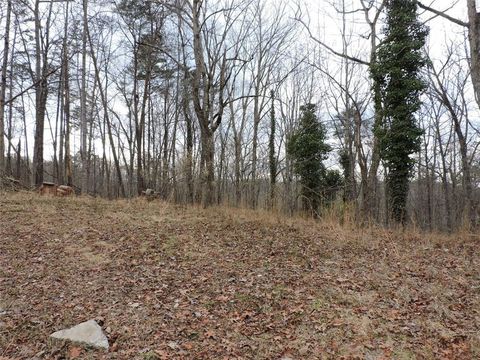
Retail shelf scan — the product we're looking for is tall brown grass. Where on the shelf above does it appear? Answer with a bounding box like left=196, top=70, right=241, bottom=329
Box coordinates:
left=2, top=190, right=477, bottom=247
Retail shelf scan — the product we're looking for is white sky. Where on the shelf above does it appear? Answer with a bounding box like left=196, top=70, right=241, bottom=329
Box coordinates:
left=302, top=0, right=467, bottom=59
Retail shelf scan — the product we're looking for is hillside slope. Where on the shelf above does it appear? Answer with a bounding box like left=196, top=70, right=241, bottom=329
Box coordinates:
left=0, top=193, right=479, bottom=359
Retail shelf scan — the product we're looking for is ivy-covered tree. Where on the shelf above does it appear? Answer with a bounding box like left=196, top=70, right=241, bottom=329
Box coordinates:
left=324, top=169, right=344, bottom=204
left=371, top=0, right=428, bottom=224
left=287, top=103, right=331, bottom=215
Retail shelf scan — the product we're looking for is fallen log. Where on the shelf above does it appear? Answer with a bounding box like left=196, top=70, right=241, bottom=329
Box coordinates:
left=57, top=185, right=74, bottom=197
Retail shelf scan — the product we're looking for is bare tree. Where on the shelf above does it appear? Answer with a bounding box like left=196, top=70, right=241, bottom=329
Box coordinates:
left=176, top=0, right=251, bottom=206
left=32, top=0, right=52, bottom=186
left=428, top=46, right=478, bottom=228
left=0, top=0, right=12, bottom=176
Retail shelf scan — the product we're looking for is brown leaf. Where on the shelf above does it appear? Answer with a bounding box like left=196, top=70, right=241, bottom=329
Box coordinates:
left=183, top=342, right=194, bottom=350
left=216, top=295, right=229, bottom=302
left=205, top=330, right=216, bottom=339
left=154, top=349, right=169, bottom=359
left=69, top=346, right=82, bottom=358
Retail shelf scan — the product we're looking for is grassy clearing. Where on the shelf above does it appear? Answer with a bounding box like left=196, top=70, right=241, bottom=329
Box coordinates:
left=0, top=191, right=479, bottom=359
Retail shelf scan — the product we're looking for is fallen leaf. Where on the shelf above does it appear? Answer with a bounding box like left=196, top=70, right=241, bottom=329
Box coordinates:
left=69, top=346, right=82, bottom=358
left=205, top=330, right=215, bottom=339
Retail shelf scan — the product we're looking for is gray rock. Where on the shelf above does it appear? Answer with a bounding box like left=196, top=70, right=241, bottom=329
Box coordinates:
left=50, top=319, right=109, bottom=350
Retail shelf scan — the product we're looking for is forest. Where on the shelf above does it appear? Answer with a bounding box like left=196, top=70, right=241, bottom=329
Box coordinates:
left=0, top=0, right=478, bottom=230
left=1, top=1, right=480, bottom=358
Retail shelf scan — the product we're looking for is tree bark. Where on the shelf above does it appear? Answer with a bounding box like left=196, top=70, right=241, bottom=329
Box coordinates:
left=269, top=90, right=276, bottom=209
left=80, top=0, right=88, bottom=193
left=467, top=0, right=480, bottom=107
left=33, top=0, right=50, bottom=187
left=0, top=0, right=11, bottom=176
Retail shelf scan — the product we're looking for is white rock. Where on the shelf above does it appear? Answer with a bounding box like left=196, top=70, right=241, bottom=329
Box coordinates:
left=167, top=341, right=179, bottom=350
left=50, top=319, right=109, bottom=350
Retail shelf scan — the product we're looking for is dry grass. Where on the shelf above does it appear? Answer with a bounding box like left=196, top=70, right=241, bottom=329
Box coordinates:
left=0, top=191, right=479, bottom=359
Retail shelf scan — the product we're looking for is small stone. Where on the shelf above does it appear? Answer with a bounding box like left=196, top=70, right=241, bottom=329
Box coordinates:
left=167, top=341, right=178, bottom=350
left=50, top=319, right=109, bottom=350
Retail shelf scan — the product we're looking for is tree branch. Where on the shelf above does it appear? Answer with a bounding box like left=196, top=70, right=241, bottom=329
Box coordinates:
left=4, top=59, right=69, bottom=105
left=418, top=2, right=469, bottom=28
left=294, top=16, right=370, bottom=66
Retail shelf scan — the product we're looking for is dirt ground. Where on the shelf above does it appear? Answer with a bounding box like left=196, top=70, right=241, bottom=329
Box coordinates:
left=0, top=192, right=479, bottom=359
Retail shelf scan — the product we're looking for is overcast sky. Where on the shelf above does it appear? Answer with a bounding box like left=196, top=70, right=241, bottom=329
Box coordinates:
left=301, top=0, right=468, bottom=60
left=4, top=0, right=472, bottom=161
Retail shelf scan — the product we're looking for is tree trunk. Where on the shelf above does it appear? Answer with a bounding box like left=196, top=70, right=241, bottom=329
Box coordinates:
left=468, top=0, right=480, bottom=107
left=201, top=132, right=215, bottom=207
left=251, top=94, right=260, bottom=209
left=183, top=75, right=194, bottom=204
left=269, top=90, right=276, bottom=209
left=33, top=0, right=50, bottom=187
left=64, top=67, right=72, bottom=186
left=0, top=0, right=11, bottom=176
left=136, top=69, right=150, bottom=196
left=80, top=0, right=88, bottom=194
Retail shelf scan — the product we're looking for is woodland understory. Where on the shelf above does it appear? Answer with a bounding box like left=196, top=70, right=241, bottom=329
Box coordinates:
left=0, top=0, right=479, bottom=232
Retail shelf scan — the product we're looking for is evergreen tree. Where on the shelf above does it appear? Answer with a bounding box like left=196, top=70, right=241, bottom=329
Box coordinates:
left=371, top=0, right=428, bottom=224
left=324, top=169, right=344, bottom=204
left=287, top=103, right=331, bottom=214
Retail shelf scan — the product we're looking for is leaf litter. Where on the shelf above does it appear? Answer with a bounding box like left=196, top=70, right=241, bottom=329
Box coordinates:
left=0, top=192, right=479, bottom=359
